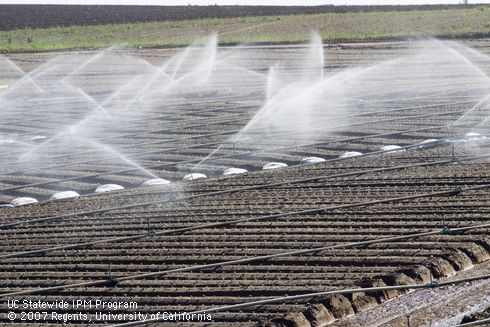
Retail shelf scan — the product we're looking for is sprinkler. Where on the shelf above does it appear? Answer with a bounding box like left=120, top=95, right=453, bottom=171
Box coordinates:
left=105, top=264, right=119, bottom=288
left=451, top=145, right=458, bottom=163
left=146, top=218, right=155, bottom=237
left=426, top=262, right=438, bottom=288
left=441, top=226, right=451, bottom=235
left=449, top=174, right=463, bottom=196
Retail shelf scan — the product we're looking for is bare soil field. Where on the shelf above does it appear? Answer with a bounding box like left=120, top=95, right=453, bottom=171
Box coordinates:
left=0, top=4, right=478, bottom=31
left=1, top=40, right=490, bottom=326
left=2, top=5, right=490, bottom=51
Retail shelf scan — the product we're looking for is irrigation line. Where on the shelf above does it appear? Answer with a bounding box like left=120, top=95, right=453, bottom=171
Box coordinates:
left=2, top=217, right=490, bottom=298
left=2, top=182, right=490, bottom=261
left=108, top=274, right=490, bottom=327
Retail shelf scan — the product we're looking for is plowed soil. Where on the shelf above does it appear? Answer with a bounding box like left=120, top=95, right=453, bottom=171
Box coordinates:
left=0, top=4, right=474, bottom=31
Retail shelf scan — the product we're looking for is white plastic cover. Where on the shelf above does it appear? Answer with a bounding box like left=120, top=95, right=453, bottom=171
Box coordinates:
left=30, top=135, right=47, bottom=141
left=10, top=197, right=38, bottom=206
left=95, top=184, right=125, bottom=193
left=465, top=132, right=481, bottom=138
left=380, top=145, right=405, bottom=153
left=465, top=132, right=486, bottom=141
left=49, top=191, right=80, bottom=200
left=416, top=139, right=439, bottom=148
left=142, top=178, right=171, bottom=186
left=419, top=139, right=439, bottom=145
left=262, top=162, right=288, bottom=170
left=183, top=173, right=207, bottom=181
left=0, top=139, right=14, bottom=144
left=339, top=151, right=362, bottom=159
left=300, top=157, right=326, bottom=165
left=223, top=168, right=248, bottom=176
